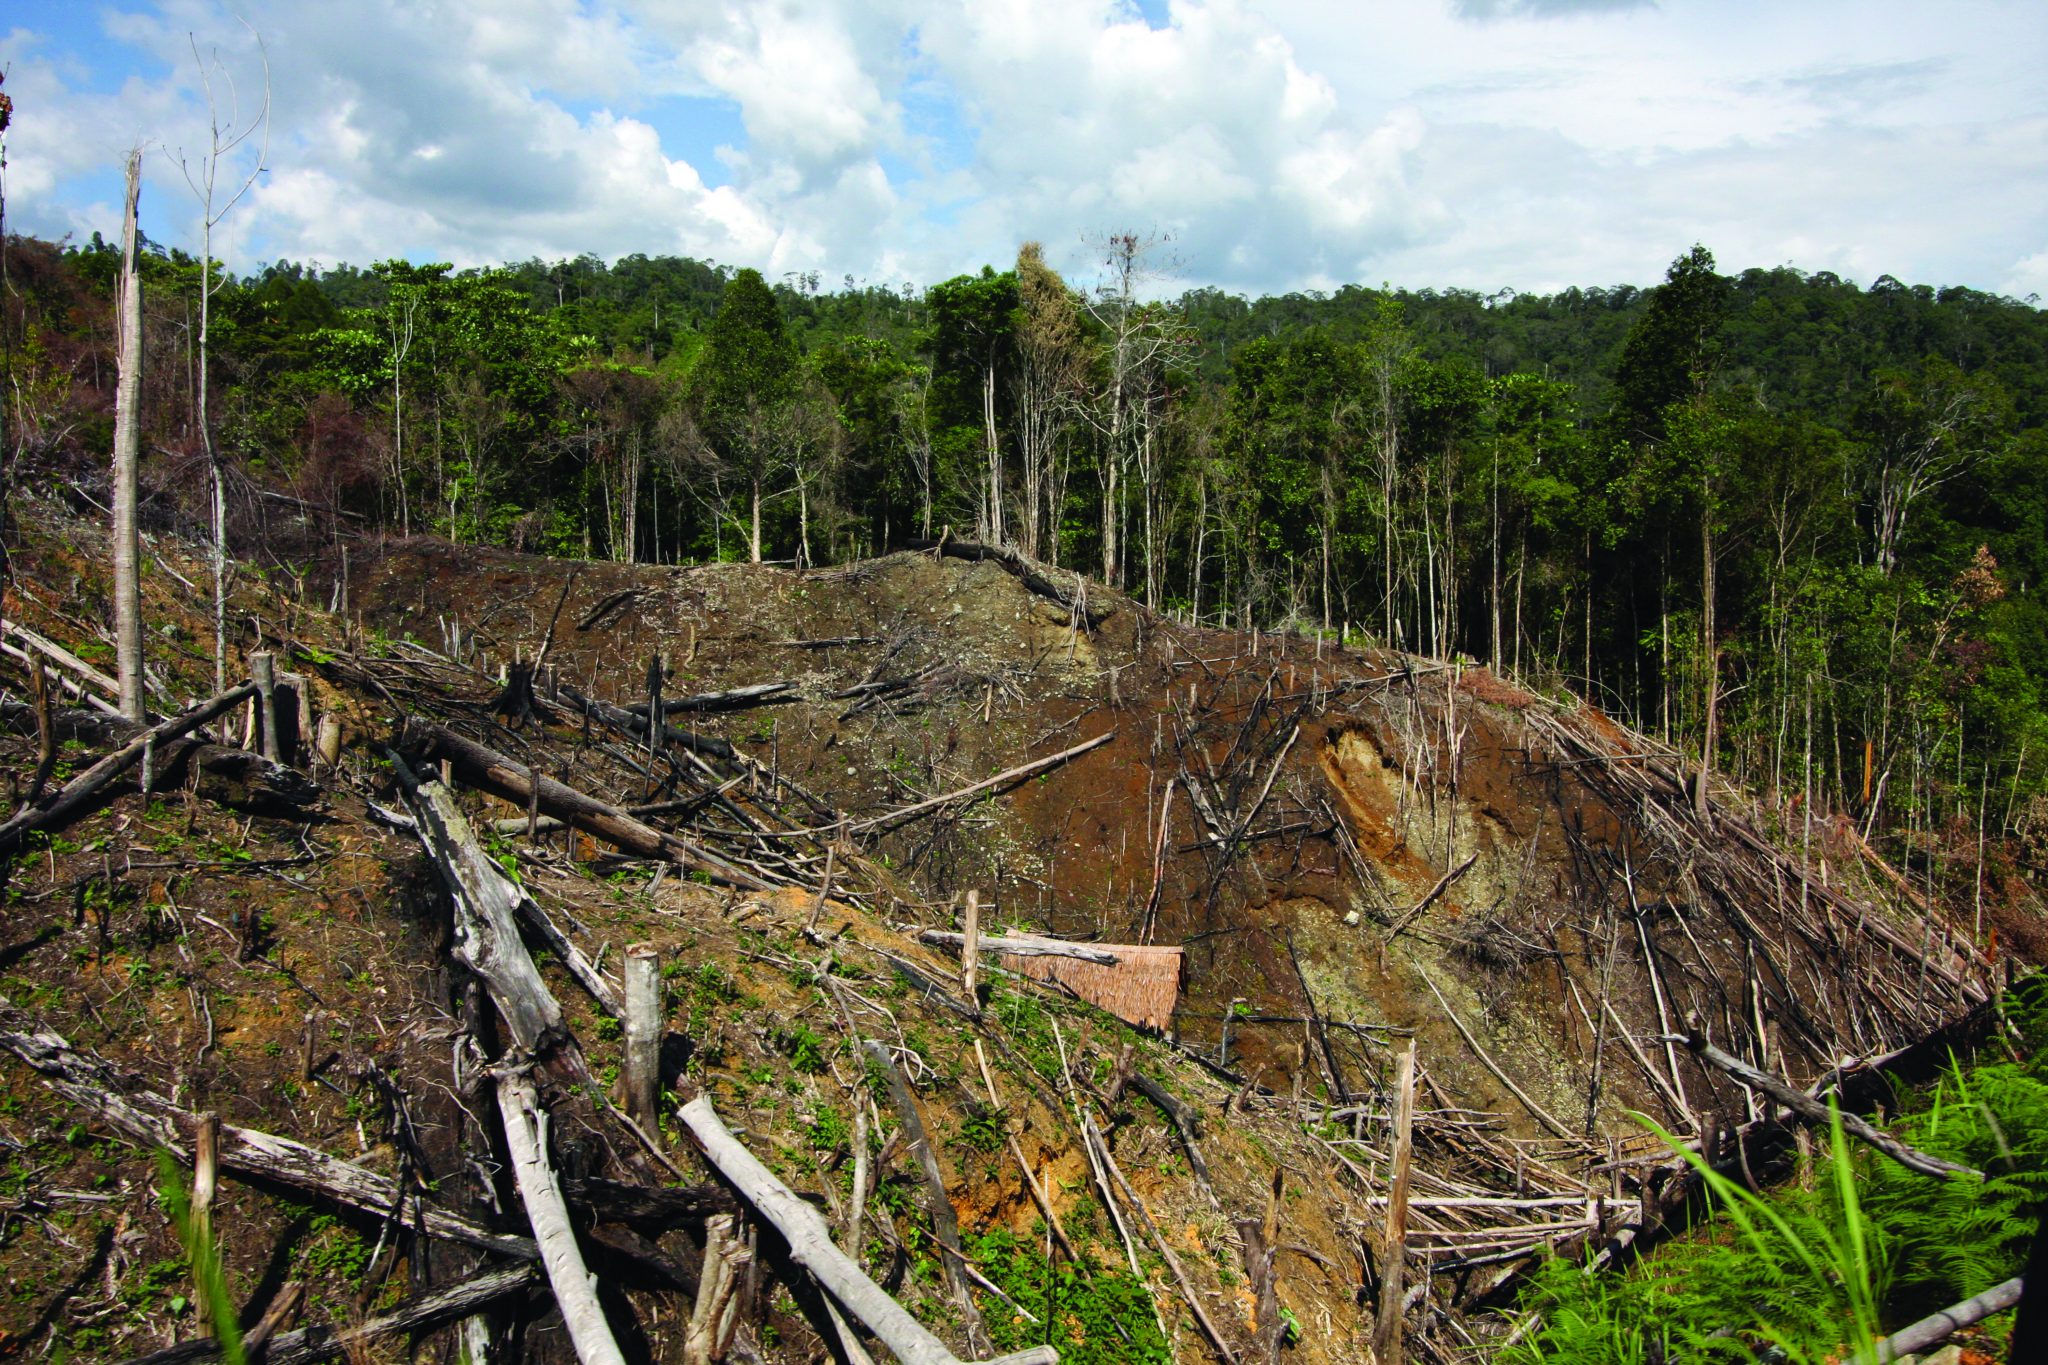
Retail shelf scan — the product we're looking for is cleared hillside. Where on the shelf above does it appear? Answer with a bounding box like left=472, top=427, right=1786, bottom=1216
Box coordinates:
left=0, top=494, right=2005, bottom=1363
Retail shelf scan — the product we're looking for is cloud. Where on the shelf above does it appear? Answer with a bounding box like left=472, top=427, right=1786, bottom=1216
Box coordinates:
left=5, top=1, right=2043, bottom=302
left=1451, top=0, right=1654, bottom=20
left=905, top=0, right=1443, bottom=290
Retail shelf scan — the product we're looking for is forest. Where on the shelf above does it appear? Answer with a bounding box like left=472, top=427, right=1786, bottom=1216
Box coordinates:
left=6, top=227, right=2048, bottom=882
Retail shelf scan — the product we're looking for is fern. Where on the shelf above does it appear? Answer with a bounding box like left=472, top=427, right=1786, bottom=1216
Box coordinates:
left=1504, top=1071, right=2048, bottom=1365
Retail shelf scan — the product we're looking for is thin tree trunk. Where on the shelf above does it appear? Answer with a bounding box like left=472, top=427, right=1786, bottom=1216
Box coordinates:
left=1490, top=440, right=1501, bottom=667
left=111, top=150, right=147, bottom=724
left=749, top=473, right=763, bottom=563
left=1696, top=480, right=1718, bottom=823
left=983, top=362, right=1003, bottom=546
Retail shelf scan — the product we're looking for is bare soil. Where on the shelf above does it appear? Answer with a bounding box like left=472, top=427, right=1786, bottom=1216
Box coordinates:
left=0, top=500, right=2004, bottom=1363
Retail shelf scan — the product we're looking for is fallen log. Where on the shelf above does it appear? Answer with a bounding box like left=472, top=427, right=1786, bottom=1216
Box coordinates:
left=168, top=743, right=323, bottom=814
left=0, top=684, right=257, bottom=854
left=499, top=1071, right=629, bottom=1365
left=850, top=730, right=1116, bottom=835
left=561, top=1173, right=737, bottom=1230
left=629, top=681, right=798, bottom=715
left=1086, top=1114, right=1238, bottom=1364
left=1874, top=1274, right=2022, bottom=1362
left=1383, top=855, right=1478, bottom=940
left=917, top=930, right=1119, bottom=964
left=559, top=682, right=841, bottom=822
left=120, top=1264, right=540, bottom=1364
left=1418, top=969, right=1577, bottom=1142
left=1, top=618, right=124, bottom=701
left=1677, top=1031, right=1980, bottom=1181
left=1128, top=1073, right=1217, bottom=1206
left=863, top=1041, right=990, bottom=1355
left=0, top=640, right=124, bottom=718
left=676, top=1093, right=1059, bottom=1365
left=907, top=540, right=1112, bottom=625
left=403, top=717, right=772, bottom=891
left=399, top=777, right=567, bottom=1056
left=0, top=1000, right=537, bottom=1260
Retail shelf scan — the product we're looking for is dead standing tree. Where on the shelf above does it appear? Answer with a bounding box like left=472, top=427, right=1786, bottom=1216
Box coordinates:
left=177, top=21, right=270, bottom=693
left=1081, top=232, right=1187, bottom=602
left=111, top=148, right=147, bottom=722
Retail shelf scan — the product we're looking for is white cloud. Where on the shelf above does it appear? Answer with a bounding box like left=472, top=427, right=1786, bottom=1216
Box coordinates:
left=4, top=0, right=2043, bottom=300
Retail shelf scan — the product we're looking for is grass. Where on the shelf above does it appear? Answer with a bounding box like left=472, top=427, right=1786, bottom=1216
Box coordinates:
left=1502, top=1011, right=2048, bottom=1364
left=154, top=1152, right=245, bottom=1365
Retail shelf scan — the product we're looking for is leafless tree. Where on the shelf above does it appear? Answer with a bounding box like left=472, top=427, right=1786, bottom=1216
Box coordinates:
left=1869, top=361, right=1999, bottom=578
left=111, top=150, right=147, bottom=721
left=1082, top=231, right=1186, bottom=594
left=177, top=21, right=270, bottom=690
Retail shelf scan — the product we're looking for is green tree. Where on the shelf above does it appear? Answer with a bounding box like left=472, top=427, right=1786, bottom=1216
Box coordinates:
left=925, top=267, right=1019, bottom=545
left=692, top=268, right=800, bottom=561
left=1613, top=246, right=1733, bottom=815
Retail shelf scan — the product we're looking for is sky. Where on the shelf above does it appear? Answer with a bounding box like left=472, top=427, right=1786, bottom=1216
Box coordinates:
left=3, top=0, right=2044, bottom=301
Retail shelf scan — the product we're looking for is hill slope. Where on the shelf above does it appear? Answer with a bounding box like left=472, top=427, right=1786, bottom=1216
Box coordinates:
left=0, top=497, right=2003, bottom=1363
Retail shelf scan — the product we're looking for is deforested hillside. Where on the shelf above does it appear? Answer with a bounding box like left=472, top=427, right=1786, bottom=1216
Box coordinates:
left=0, top=495, right=2011, bottom=1363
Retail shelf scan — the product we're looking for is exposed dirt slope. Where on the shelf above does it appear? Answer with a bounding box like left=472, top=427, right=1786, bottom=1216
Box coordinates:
left=0, top=501, right=2004, bottom=1364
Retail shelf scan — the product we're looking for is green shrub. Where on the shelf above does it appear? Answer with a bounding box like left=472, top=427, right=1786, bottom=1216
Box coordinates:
left=967, top=1226, right=1170, bottom=1365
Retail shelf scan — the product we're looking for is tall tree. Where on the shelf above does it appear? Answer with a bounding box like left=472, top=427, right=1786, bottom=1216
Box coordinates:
left=178, top=23, right=269, bottom=691
left=1012, top=243, right=1083, bottom=563
left=0, top=71, right=14, bottom=541
left=1360, top=297, right=1413, bottom=643
left=111, top=149, right=146, bottom=721
left=693, top=268, right=799, bottom=562
left=926, top=268, right=1019, bottom=545
left=1083, top=233, right=1185, bottom=594
left=1613, top=245, right=1731, bottom=817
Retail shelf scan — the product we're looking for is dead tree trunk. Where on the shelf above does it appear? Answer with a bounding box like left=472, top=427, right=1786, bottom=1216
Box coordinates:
left=676, top=1093, right=1057, bottom=1365
left=401, top=777, right=565, bottom=1055
left=0, top=684, right=257, bottom=855
left=1373, top=1044, right=1416, bottom=1365
left=0, top=1001, right=538, bottom=1259
left=497, top=1071, right=628, bottom=1365
left=862, top=1040, right=990, bottom=1355
left=403, top=718, right=771, bottom=890
left=111, top=148, right=146, bottom=723
left=623, top=943, right=663, bottom=1145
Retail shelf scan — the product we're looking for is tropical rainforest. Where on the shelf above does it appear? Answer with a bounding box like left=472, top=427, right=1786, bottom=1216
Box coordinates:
left=6, top=229, right=2048, bottom=879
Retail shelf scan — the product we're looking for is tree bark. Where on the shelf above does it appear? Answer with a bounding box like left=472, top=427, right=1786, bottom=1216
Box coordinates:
left=1372, top=1045, right=1415, bottom=1365
left=111, top=149, right=146, bottom=723
left=497, top=1071, right=629, bottom=1365
left=401, top=777, right=566, bottom=1056
left=676, top=1093, right=1058, bottom=1365
left=623, top=943, right=663, bottom=1145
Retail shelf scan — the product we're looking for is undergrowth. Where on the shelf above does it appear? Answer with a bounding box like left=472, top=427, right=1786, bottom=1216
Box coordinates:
left=1502, top=980, right=2048, bottom=1363
left=967, top=1225, right=1171, bottom=1365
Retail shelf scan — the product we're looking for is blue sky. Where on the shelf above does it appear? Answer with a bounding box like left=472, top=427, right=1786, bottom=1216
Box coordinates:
left=4, top=0, right=2045, bottom=300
